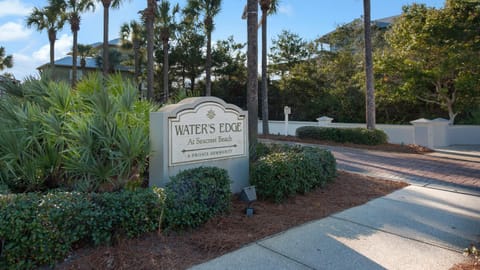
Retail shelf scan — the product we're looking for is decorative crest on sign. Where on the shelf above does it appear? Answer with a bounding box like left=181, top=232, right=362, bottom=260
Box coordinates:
left=207, top=109, right=216, bottom=119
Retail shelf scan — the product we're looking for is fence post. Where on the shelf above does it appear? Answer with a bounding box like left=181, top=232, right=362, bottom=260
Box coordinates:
left=410, top=118, right=432, bottom=148
left=317, top=116, right=333, bottom=127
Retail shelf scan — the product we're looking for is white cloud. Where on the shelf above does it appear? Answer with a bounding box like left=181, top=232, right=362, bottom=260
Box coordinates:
left=6, top=53, right=39, bottom=80
left=0, top=0, right=32, bottom=17
left=0, top=21, right=31, bottom=41
left=32, top=34, right=72, bottom=63
left=7, top=34, right=72, bottom=80
left=278, top=4, right=294, bottom=17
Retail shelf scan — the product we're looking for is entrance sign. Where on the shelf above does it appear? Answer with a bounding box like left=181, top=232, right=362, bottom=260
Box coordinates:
left=169, top=101, right=247, bottom=165
left=150, top=97, right=249, bottom=193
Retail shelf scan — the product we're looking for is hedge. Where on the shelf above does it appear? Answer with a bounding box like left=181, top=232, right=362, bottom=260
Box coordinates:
left=0, top=188, right=165, bottom=269
left=295, top=126, right=388, bottom=145
left=164, top=167, right=232, bottom=230
left=251, top=144, right=336, bottom=202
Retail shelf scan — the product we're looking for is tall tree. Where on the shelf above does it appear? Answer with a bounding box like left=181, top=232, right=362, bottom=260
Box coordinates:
left=120, top=20, right=146, bottom=90
left=259, top=0, right=279, bottom=135
left=212, top=36, right=246, bottom=80
left=26, top=3, right=66, bottom=68
left=170, top=23, right=205, bottom=93
left=247, top=0, right=258, bottom=156
left=143, top=0, right=157, bottom=100
left=269, top=30, right=309, bottom=77
left=380, top=0, right=480, bottom=124
left=0, top=47, right=13, bottom=70
left=98, top=0, right=130, bottom=77
left=185, top=0, right=222, bottom=96
left=363, top=0, right=376, bottom=129
left=56, top=0, right=95, bottom=87
left=158, top=0, right=180, bottom=102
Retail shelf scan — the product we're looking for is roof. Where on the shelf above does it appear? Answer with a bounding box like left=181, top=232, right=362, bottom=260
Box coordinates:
left=319, top=15, right=399, bottom=42
left=37, top=56, right=133, bottom=72
left=89, top=38, right=123, bottom=49
left=374, top=16, right=398, bottom=28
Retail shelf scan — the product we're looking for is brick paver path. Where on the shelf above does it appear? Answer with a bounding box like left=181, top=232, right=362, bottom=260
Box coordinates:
left=261, top=139, right=480, bottom=195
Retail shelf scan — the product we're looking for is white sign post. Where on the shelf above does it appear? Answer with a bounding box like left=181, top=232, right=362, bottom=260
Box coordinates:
left=284, top=106, right=291, bottom=136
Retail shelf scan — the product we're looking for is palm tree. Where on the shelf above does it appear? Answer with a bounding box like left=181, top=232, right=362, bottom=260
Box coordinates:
left=77, top=44, right=94, bottom=73
left=0, top=47, right=13, bottom=70
left=247, top=0, right=258, bottom=156
left=26, top=3, right=66, bottom=69
left=120, top=20, right=145, bottom=91
left=55, top=0, right=95, bottom=87
left=98, top=0, right=130, bottom=77
left=259, top=0, right=279, bottom=135
left=363, top=0, right=375, bottom=129
left=143, top=0, right=157, bottom=100
left=185, top=0, right=222, bottom=96
left=158, top=0, right=180, bottom=102
left=95, top=48, right=123, bottom=73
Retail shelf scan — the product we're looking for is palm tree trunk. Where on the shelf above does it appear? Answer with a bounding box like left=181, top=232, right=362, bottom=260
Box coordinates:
left=146, top=2, right=155, bottom=100
left=205, top=29, right=212, bottom=96
left=163, top=39, right=169, bottom=102
left=247, top=0, right=258, bottom=157
left=102, top=1, right=111, bottom=76
left=133, top=40, right=141, bottom=94
left=261, top=11, right=269, bottom=135
left=363, top=0, right=376, bottom=129
left=72, top=29, right=78, bottom=87
left=48, top=29, right=56, bottom=69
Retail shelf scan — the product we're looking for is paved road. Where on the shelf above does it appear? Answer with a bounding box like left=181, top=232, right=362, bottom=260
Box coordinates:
left=189, top=140, right=480, bottom=270
left=261, top=139, right=480, bottom=196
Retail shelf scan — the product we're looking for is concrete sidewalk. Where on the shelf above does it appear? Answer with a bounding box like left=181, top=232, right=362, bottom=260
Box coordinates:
left=190, top=186, right=480, bottom=270
left=189, top=141, right=480, bottom=270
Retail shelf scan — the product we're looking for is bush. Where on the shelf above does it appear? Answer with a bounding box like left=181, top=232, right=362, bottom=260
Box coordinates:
left=0, top=74, right=157, bottom=193
left=164, top=167, right=232, bottom=230
left=251, top=144, right=336, bottom=202
left=0, top=188, right=165, bottom=269
left=296, top=126, right=388, bottom=145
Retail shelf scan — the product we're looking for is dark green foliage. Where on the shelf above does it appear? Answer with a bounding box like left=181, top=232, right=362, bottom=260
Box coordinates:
left=0, top=188, right=165, bottom=269
left=251, top=144, right=336, bottom=202
left=296, top=126, right=388, bottom=145
left=164, top=167, right=231, bottom=230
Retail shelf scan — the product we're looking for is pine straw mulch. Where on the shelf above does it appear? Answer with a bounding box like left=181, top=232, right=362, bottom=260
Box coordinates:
left=259, top=134, right=433, bottom=154
left=56, top=171, right=408, bottom=270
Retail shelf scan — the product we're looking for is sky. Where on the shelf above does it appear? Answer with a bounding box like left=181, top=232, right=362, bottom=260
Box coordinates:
left=1, top=0, right=445, bottom=80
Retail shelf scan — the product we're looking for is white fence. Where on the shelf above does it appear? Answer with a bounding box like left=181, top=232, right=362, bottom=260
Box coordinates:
left=258, top=117, right=480, bottom=147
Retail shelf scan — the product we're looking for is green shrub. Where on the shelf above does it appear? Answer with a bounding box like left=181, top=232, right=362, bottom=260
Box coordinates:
left=251, top=144, right=336, bottom=202
left=0, top=74, right=157, bottom=193
left=164, top=167, right=232, bottom=230
left=296, top=126, right=388, bottom=145
left=0, top=188, right=165, bottom=269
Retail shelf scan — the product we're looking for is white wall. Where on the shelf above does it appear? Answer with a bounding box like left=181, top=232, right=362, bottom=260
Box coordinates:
left=448, top=125, right=480, bottom=145
left=258, top=120, right=479, bottom=146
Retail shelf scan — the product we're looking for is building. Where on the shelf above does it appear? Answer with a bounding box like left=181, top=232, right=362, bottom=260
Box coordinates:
left=318, top=16, right=398, bottom=52
left=36, top=38, right=135, bottom=83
